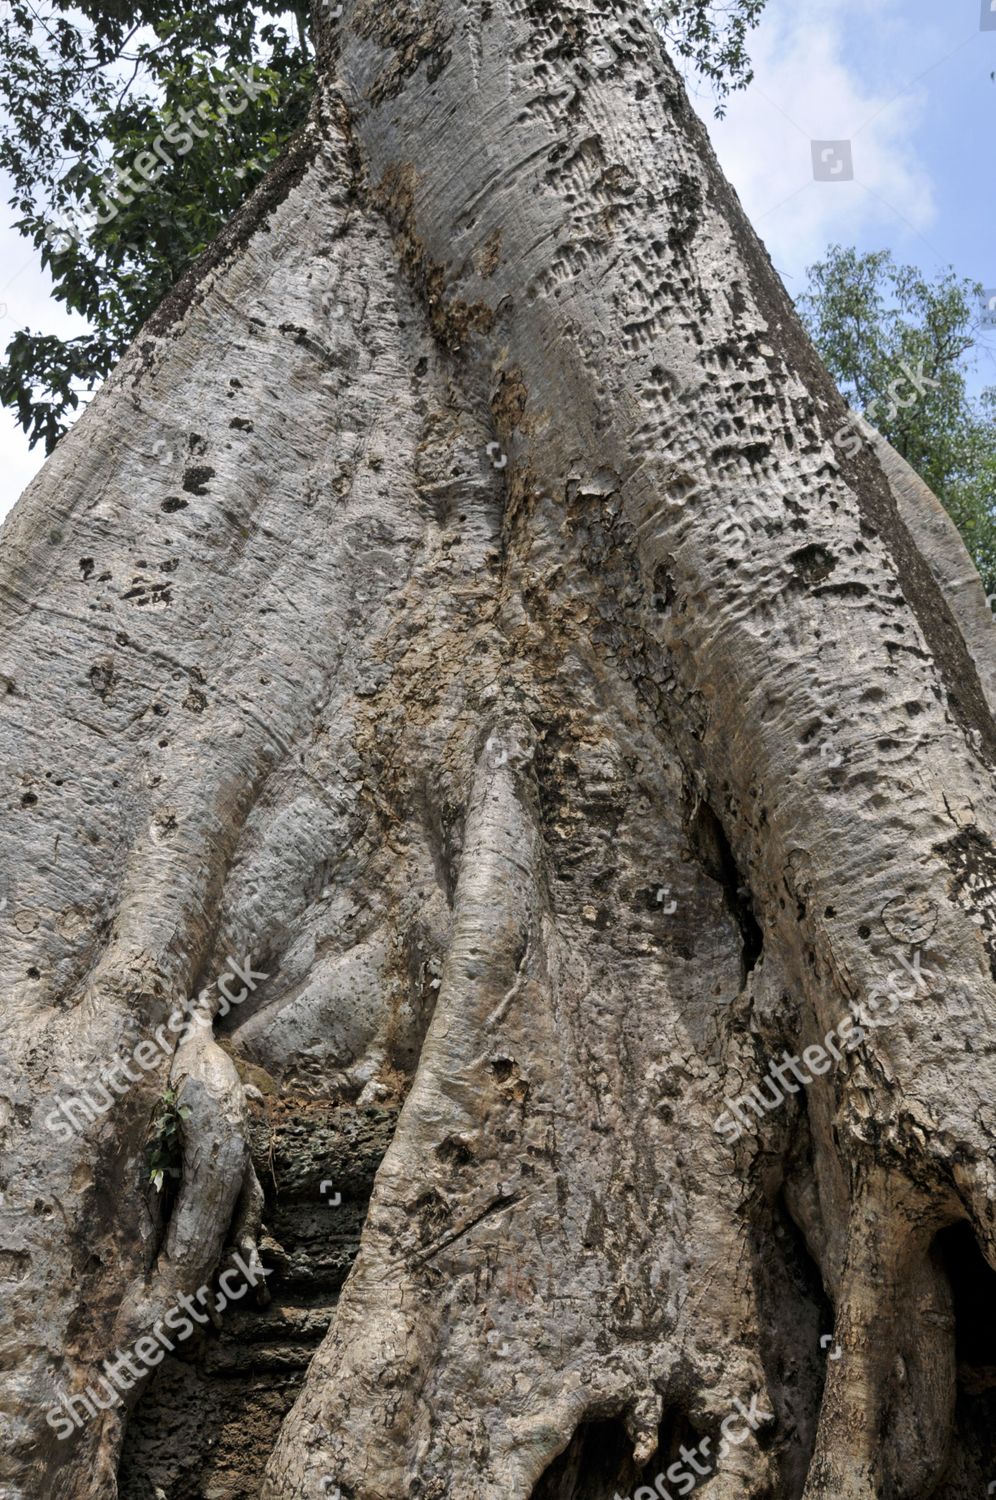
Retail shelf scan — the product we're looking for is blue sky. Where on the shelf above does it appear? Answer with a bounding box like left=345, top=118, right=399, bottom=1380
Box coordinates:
left=699, top=0, right=996, bottom=391
left=0, top=0, right=993, bottom=517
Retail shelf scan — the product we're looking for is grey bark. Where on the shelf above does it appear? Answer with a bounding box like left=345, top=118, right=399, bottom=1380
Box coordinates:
left=0, top=2, right=994, bottom=1498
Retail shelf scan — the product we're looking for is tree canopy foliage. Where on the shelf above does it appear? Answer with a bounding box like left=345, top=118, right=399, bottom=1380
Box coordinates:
left=799, top=246, right=996, bottom=596
left=649, top=0, right=766, bottom=104
left=0, top=2, right=313, bottom=453
left=0, top=0, right=769, bottom=454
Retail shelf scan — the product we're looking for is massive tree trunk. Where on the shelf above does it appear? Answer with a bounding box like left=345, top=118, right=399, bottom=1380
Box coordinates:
left=1, top=2, right=995, bottom=1497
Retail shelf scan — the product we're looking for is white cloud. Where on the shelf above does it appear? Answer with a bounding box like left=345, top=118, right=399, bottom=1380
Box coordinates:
left=698, top=0, right=938, bottom=288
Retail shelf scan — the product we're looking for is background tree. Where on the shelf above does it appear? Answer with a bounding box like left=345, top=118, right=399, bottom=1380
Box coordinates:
left=0, top=3, right=995, bottom=1499
left=0, top=0, right=768, bottom=454
left=799, top=246, right=996, bottom=595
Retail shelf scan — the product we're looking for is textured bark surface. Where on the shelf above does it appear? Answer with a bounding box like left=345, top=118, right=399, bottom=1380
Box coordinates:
left=0, top=3, right=994, bottom=1498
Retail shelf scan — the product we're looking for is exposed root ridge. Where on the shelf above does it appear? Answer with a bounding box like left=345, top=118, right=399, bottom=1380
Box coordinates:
left=87, top=1026, right=263, bottom=1487
left=801, top=1167, right=957, bottom=1499
left=262, top=714, right=551, bottom=1496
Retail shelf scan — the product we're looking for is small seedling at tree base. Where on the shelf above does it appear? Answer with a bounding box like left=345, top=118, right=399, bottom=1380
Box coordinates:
left=148, top=1088, right=190, bottom=1192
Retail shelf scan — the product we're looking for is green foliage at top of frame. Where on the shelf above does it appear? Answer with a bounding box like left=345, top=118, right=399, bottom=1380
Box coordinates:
left=0, top=2, right=313, bottom=452
left=649, top=0, right=767, bottom=106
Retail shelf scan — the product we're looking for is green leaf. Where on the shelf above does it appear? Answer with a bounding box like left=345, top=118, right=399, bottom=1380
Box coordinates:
left=0, top=2, right=314, bottom=447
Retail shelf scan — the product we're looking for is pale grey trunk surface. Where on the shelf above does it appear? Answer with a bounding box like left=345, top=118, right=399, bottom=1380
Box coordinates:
left=0, top=3, right=994, bottom=1499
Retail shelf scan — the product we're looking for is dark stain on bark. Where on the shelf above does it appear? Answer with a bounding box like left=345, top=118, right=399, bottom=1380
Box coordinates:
left=352, top=0, right=454, bottom=104
left=491, top=367, right=529, bottom=434
left=787, top=542, right=837, bottom=590
left=370, top=161, right=496, bottom=352
left=667, top=171, right=702, bottom=254
left=182, top=466, right=214, bottom=495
